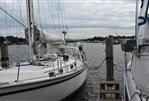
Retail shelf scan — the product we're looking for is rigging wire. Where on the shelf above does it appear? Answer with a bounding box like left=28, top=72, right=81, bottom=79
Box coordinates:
left=59, top=0, right=68, bottom=32
left=0, top=6, right=27, bottom=28
left=58, top=0, right=67, bottom=36
left=8, top=0, right=15, bottom=35
left=18, top=0, right=24, bottom=36
left=0, top=1, right=25, bottom=62
left=15, top=0, right=21, bottom=62
left=53, top=0, right=60, bottom=35
left=47, top=0, right=61, bottom=45
left=47, top=0, right=58, bottom=34
left=58, top=0, right=64, bottom=30
left=59, top=0, right=69, bottom=40
left=61, top=0, right=68, bottom=32
left=56, top=0, right=68, bottom=41
left=18, top=0, right=24, bottom=29
left=56, top=0, right=61, bottom=37
left=18, top=0, right=25, bottom=60
left=4, top=0, right=8, bottom=35
left=47, top=0, right=68, bottom=40
left=37, top=0, right=43, bottom=30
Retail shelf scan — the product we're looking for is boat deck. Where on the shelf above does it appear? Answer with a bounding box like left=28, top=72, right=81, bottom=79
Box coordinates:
left=0, top=57, right=82, bottom=87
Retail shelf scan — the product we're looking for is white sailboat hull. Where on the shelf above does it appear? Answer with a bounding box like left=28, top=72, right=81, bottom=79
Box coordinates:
left=124, top=69, right=141, bottom=101
left=0, top=67, right=87, bottom=101
left=124, top=60, right=148, bottom=101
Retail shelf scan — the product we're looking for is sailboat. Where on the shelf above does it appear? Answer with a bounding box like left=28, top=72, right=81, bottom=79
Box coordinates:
left=0, top=0, right=87, bottom=101
left=122, top=0, right=149, bottom=100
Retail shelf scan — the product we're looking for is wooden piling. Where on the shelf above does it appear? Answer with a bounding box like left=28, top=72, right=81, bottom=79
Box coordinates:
left=99, top=35, right=122, bottom=101
left=105, top=35, right=114, bottom=81
left=0, top=43, right=9, bottom=68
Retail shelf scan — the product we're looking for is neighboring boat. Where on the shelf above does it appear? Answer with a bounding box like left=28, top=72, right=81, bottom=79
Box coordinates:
left=0, top=0, right=87, bottom=101
left=122, top=0, right=149, bottom=100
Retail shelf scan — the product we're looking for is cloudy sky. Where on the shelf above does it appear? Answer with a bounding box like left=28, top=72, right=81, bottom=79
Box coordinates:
left=0, top=0, right=136, bottom=39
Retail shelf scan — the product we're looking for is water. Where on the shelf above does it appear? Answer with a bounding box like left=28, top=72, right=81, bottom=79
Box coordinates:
left=67, top=43, right=125, bottom=101
left=8, top=43, right=125, bottom=101
left=9, top=45, right=30, bottom=62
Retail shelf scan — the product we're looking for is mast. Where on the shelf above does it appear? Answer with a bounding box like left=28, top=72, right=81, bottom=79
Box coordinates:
left=26, top=0, right=35, bottom=62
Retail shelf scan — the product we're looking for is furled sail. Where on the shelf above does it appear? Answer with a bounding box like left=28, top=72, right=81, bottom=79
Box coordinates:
left=25, top=25, right=65, bottom=44
left=38, top=33, right=65, bottom=44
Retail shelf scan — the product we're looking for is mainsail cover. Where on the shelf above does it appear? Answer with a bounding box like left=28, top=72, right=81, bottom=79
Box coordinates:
left=39, top=33, right=65, bottom=44
left=25, top=26, right=65, bottom=44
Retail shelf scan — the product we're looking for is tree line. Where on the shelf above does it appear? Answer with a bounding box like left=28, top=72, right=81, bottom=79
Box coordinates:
left=0, top=35, right=135, bottom=45
left=0, top=36, right=26, bottom=45
left=67, top=35, right=135, bottom=44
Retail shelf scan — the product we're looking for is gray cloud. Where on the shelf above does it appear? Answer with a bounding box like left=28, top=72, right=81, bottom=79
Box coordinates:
left=0, top=0, right=136, bottom=39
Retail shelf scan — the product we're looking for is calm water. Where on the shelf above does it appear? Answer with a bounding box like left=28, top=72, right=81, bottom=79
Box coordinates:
left=67, top=43, right=125, bottom=101
left=8, top=43, right=125, bottom=101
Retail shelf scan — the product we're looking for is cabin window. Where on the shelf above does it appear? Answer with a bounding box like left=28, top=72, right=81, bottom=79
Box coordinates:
left=70, top=64, right=74, bottom=69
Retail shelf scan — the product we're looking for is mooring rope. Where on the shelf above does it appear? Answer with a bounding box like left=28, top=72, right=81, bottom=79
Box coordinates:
left=91, top=58, right=106, bottom=70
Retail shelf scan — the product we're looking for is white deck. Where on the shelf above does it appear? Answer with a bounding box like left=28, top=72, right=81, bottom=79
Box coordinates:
left=0, top=57, right=82, bottom=86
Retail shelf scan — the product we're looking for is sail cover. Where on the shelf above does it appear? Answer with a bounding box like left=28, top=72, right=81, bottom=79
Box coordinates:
left=36, top=30, right=65, bottom=44
left=25, top=26, right=65, bottom=44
